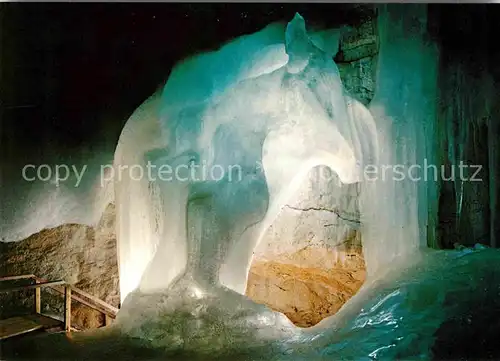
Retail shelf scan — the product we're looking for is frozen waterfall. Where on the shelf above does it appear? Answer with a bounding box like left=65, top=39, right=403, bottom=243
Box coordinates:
left=114, top=14, right=377, bottom=304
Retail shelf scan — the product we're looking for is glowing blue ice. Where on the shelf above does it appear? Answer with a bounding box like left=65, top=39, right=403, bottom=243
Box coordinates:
left=115, top=14, right=376, bottom=304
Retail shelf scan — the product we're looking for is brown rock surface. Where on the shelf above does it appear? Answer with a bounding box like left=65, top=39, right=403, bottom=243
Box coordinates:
left=0, top=204, right=119, bottom=330
left=246, top=242, right=365, bottom=328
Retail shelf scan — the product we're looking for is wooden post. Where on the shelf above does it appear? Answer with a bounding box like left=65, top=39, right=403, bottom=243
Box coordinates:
left=104, top=314, right=112, bottom=326
left=64, top=285, right=71, bottom=332
left=35, top=280, right=41, bottom=314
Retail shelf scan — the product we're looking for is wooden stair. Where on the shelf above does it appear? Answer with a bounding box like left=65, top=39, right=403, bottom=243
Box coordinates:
left=0, top=314, right=63, bottom=340
left=0, top=274, right=118, bottom=340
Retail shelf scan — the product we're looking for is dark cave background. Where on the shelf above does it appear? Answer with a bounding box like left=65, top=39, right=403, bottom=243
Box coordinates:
left=1, top=4, right=375, bottom=158
left=2, top=3, right=497, bottom=157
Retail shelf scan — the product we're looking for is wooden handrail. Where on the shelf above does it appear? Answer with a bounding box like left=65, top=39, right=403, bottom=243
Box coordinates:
left=33, top=277, right=118, bottom=318
left=0, top=274, right=119, bottom=331
left=70, top=285, right=120, bottom=315
left=0, top=280, right=65, bottom=293
left=0, top=274, right=36, bottom=281
left=43, top=283, right=118, bottom=318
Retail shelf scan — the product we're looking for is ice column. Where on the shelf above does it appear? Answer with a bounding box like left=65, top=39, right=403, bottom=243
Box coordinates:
left=361, top=4, right=439, bottom=276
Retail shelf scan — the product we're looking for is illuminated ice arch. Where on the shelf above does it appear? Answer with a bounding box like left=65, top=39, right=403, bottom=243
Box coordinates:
left=114, top=14, right=378, bottom=303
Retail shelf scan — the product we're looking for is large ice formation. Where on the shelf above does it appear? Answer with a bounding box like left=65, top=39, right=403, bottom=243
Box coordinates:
left=111, top=12, right=381, bottom=351
left=114, top=14, right=376, bottom=304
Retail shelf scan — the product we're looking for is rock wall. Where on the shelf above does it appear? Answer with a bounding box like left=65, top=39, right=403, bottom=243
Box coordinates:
left=336, top=15, right=378, bottom=106
left=247, top=239, right=365, bottom=327
left=0, top=204, right=119, bottom=330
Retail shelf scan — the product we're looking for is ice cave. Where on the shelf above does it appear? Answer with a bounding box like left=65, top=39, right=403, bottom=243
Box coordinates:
left=1, top=3, right=500, bottom=360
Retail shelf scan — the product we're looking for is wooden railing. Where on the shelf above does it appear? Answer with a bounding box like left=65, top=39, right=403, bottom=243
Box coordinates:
left=0, top=274, right=119, bottom=332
